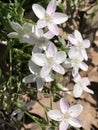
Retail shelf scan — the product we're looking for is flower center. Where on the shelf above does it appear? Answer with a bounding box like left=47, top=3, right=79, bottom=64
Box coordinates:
left=38, top=37, right=46, bottom=43
left=45, top=13, right=52, bottom=23
left=47, top=57, right=54, bottom=66
left=77, top=81, right=82, bottom=88
left=77, top=42, right=84, bottom=49
left=72, top=58, right=79, bottom=66
left=63, top=112, right=71, bottom=121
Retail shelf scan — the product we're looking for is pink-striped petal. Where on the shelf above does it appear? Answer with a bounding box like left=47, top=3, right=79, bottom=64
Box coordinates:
left=44, top=31, right=55, bottom=39
left=68, top=104, right=83, bottom=117
left=32, top=4, right=45, bottom=19
left=47, top=23, right=59, bottom=35
left=54, top=51, right=66, bottom=64
left=68, top=34, right=78, bottom=45
left=47, top=109, right=63, bottom=121
left=74, top=30, right=83, bottom=42
left=79, top=62, right=88, bottom=71
left=40, top=65, right=51, bottom=78
left=83, top=39, right=90, bottom=48
left=59, top=121, right=69, bottom=130
left=73, top=84, right=83, bottom=98
left=37, top=19, right=47, bottom=28
left=52, top=13, right=68, bottom=24
left=68, top=117, right=82, bottom=128
left=31, top=53, right=47, bottom=66
left=46, top=0, right=56, bottom=14
left=83, top=86, right=94, bottom=94
left=81, top=49, right=88, bottom=61
left=46, top=42, right=57, bottom=58
left=82, top=77, right=90, bottom=86
left=53, top=63, right=65, bottom=75
left=60, top=98, right=69, bottom=114
left=73, top=74, right=81, bottom=83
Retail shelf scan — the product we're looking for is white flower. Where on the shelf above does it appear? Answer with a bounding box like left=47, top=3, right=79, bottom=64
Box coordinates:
left=63, top=47, right=88, bottom=77
left=68, top=30, right=90, bottom=60
left=8, top=21, right=34, bottom=43
left=32, top=0, right=68, bottom=35
left=73, top=74, right=94, bottom=98
left=22, top=60, right=54, bottom=91
left=31, top=42, right=66, bottom=78
left=11, top=100, right=36, bottom=120
left=23, top=26, right=54, bottom=52
left=48, top=98, right=83, bottom=130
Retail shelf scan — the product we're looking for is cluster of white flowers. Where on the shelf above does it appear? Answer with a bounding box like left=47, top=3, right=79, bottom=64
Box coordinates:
left=8, top=0, right=94, bottom=129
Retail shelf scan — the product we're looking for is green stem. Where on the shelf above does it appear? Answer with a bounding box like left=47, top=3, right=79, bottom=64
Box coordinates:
left=37, top=100, right=49, bottom=123
left=49, top=90, right=53, bottom=109
left=37, top=100, right=49, bottom=111
left=44, top=110, right=49, bottom=123
left=25, top=111, right=43, bottom=130
left=9, top=44, right=12, bottom=87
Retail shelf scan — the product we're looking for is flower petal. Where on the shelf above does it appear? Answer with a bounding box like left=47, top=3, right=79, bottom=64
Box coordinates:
left=83, top=39, right=90, bottom=48
left=68, top=104, right=83, bottom=117
left=63, top=59, right=72, bottom=68
left=23, top=23, right=34, bottom=33
left=31, top=53, right=47, bottom=66
left=29, top=60, right=40, bottom=74
left=11, top=109, right=21, bottom=116
left=10, top=22, right=23, bottom=33
left=44, top=31, right=55, bottom=39
left=32, top=4, right=45, bottom=19
left=74, top=30, right=83, bottom=42
left=82, top=77, right=90, bottom=86
left=40, top=65, right=51, bottom=78
left=72, top=67, right=79, bottom=77
left=52, top=13, right=68, bottom=24
left=59, top=121, right=69, bottom=130
left=37, top=19, right=47, bottom=28
left=68, top=47, right=82, bottom=60
left=68, top=117, right=82, bottom=128
left=46, top=0, right=56, bottom=14
left=17, top=112, right=24, bottom=121
left=26, top=101, right=36, bottom=110
left=53, top=63, right=65, bottom=75
left=22, top=74, right=36, bottom=83
left=73, top=84, right=83, bottom=98
left=46, top=42, right=57, bottom=58
left=74, top=74, right=81, bottom=83
left=35, top=27, right=44, bottom=37
left=68, top=34, right=78, bottom=45
left=60, top=98, right=69, bottom=114
left=36, top=78, right=44, bottom=91
left=79, top=62, right=88, bottom=71
left=83, top=86, right=94, bottom=94
left=44, top=73, right=54, bottom=82
left=23, top=34, right=34, bottom=44
left=54, top=51, right=66, bottom=64
left=81, top=49, right=88, bottom=61
left=47, top=23, right=59, bottom=35
left=47, top=109, right=63, bottom=121
left=7, top=32, right=19, bottom=39
left=33, top=44, right=42, bottom=53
